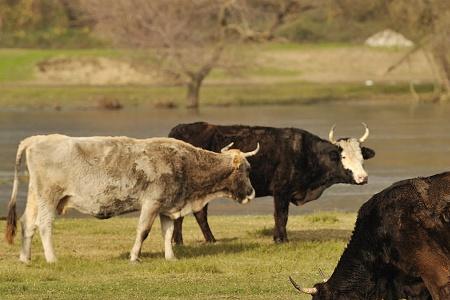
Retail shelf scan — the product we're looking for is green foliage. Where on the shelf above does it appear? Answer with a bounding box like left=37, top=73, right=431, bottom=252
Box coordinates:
left=0, top=0, right=103, bottom=48
left=0, top=0, right=68, bottom=31
left=0, top=28, right=105, bottom=48
left=0, top=0, right=417, bottom=48
left=278, top=12, right=390, bottom=43
left=0, top=49, right=117, bottom=82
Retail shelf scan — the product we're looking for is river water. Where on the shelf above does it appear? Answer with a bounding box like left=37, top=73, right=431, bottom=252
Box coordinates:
left=1, top=102, right=449, bottom=217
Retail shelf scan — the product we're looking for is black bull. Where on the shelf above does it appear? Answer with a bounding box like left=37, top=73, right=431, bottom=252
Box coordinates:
left=169, top=122, right=375, bottom=243
left=290, top=172, right=450, bottom=299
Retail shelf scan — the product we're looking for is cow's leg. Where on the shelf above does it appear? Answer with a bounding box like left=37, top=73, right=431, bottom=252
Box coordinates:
left=172, top=217, right=184, bottom=245
left=130, top=201, right=159, bottom=262
left=19, top=188, right=38, bottom=263
left=194, top=204, right=216, bottom=243
left=37, top=201, right=57, bottom=263
left=273, top=194, right=290, bottom=243
left=160, top=214, right=176, bottom=260
left=420, top=268, right=449, bottom=299
left=415, top=247, right=450, bottom=300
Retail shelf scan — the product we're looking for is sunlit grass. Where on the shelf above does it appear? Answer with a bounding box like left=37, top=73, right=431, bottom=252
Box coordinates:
left=0, top=213, right=356, bottom=299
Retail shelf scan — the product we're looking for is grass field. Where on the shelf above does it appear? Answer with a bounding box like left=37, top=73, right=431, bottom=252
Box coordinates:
left=0, top=81, right=434, bottom=111
left=0, top=44, right=436, bottom=110
left=0, top=213, right=356, bottom=299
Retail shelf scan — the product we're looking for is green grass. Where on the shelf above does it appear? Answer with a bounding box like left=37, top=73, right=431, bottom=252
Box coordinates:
left=260, top=42, right=355, bottom=51
left=0, top=213, right=356, bottom=299
left=0, top=49, right=119, bottom=83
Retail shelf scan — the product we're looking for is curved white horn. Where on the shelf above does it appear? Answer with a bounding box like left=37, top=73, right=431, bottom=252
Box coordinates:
left=289, top=276, right=318, bottom=295
left=359, top=122, right=369, bottom=143
left=221, top=142, right=234, bottom=153
left=243, top=143, right=260, bottom=157
left=328, top=124, right=337, bottom=144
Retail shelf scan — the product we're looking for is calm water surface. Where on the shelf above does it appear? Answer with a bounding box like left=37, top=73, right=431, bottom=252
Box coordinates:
left=1, top=102, right=449, bottom=217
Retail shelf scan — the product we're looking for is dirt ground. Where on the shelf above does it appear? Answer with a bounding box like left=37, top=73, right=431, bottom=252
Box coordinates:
left=36, top=57, right=159, bottom=85
left=258, top=47, right=432, bottom=84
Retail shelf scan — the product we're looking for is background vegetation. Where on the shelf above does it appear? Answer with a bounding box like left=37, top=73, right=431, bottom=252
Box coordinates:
left=0, top=0, right=447, bottom=109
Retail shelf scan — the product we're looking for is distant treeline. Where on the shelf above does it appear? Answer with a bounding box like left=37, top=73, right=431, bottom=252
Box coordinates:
left=0, top=0, right=392, bottom=48
left=0, top=0, right=102, bottom=48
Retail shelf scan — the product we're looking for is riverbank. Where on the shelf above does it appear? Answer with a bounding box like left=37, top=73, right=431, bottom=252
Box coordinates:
left=0, top=81, right=435, bottom=111
left=0, top=213, right=355, bottom=299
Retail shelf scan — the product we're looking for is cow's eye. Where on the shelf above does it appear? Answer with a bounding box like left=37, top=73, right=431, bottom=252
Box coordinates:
left=329, top=151, right=340, bottom=161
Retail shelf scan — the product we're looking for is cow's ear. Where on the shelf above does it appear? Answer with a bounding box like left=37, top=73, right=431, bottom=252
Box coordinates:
left=361, top=147, right=375, bottom=160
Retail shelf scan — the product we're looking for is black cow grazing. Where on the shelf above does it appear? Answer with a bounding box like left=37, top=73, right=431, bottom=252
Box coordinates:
left=290, top=172, right=450, bottom=300
left=169, top=122, right=375, bottom=243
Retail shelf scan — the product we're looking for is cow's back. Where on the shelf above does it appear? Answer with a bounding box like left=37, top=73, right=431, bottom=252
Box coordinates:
left=356, top=172, right=450, bottom=265
left=325, top=173, right=450, bottom=298
left=169, top=122, right=300, bottom=195
left=24, top=135, right=195, bottom=217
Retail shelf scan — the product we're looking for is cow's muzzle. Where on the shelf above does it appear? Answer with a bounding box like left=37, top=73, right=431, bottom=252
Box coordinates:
left=355, top=175, right=368, bottom=185
left=241, top=188, right=255, bottom=204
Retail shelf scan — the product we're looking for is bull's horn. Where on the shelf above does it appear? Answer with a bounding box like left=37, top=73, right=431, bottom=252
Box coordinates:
left=328, top=124, right=337, bottom=144
left=221, top=142, right=234, bottom=153
left=243, top=143, right=260, bottom=157
left=289, top=276, right=318, bottom=295
left=359, top=122, right=369, bottom=143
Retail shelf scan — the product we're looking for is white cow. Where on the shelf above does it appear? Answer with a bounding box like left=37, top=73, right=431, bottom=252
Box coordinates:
left=5, top=135, right=258, bottom=263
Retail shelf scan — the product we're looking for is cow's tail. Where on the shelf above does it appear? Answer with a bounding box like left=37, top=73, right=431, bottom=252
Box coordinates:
left=5, top=137, right=32, bottom=244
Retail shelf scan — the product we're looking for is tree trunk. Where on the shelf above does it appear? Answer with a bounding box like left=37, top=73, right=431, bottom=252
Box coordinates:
left=437, top=55, right=450, bottom=99
left=186, top=76, right=203, bottom=109
left=431, top=44, right=450, bottom=101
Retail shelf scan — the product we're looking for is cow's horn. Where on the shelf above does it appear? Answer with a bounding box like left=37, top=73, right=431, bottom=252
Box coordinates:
left=289, top=276, right=318, bottom=295
left=359, top=122, right=369, bottom=143
left=221, top=142, right=234, bottom=153
left=243, top=143, right=260, bottom=157
left=329, top=124, right=337, bottom=144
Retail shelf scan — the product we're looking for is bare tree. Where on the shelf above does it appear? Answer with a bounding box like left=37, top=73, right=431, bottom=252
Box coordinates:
left=333, top=0, right=450, bottom=101
left=80, top=0, right=309, bottom=108
left=81, top=0, right=229, bottom=108
left=226, top=0, right=315, bottom=42
left=383, top=0, right=450, bottom=101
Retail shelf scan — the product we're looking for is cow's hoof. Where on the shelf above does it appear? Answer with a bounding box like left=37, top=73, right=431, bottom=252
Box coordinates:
left=172, top=235, right=184, bottom=245
left=46, top=258, right=57, bottom=264
left=19, top=256, right=30, bottom=264
left=165, top=257, right=178, bottom=261
left=130, top=258, right=142, bottom=264
left=205, top=237, right=217, bottom=243
left=273, top=237, right=289, bottom=244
